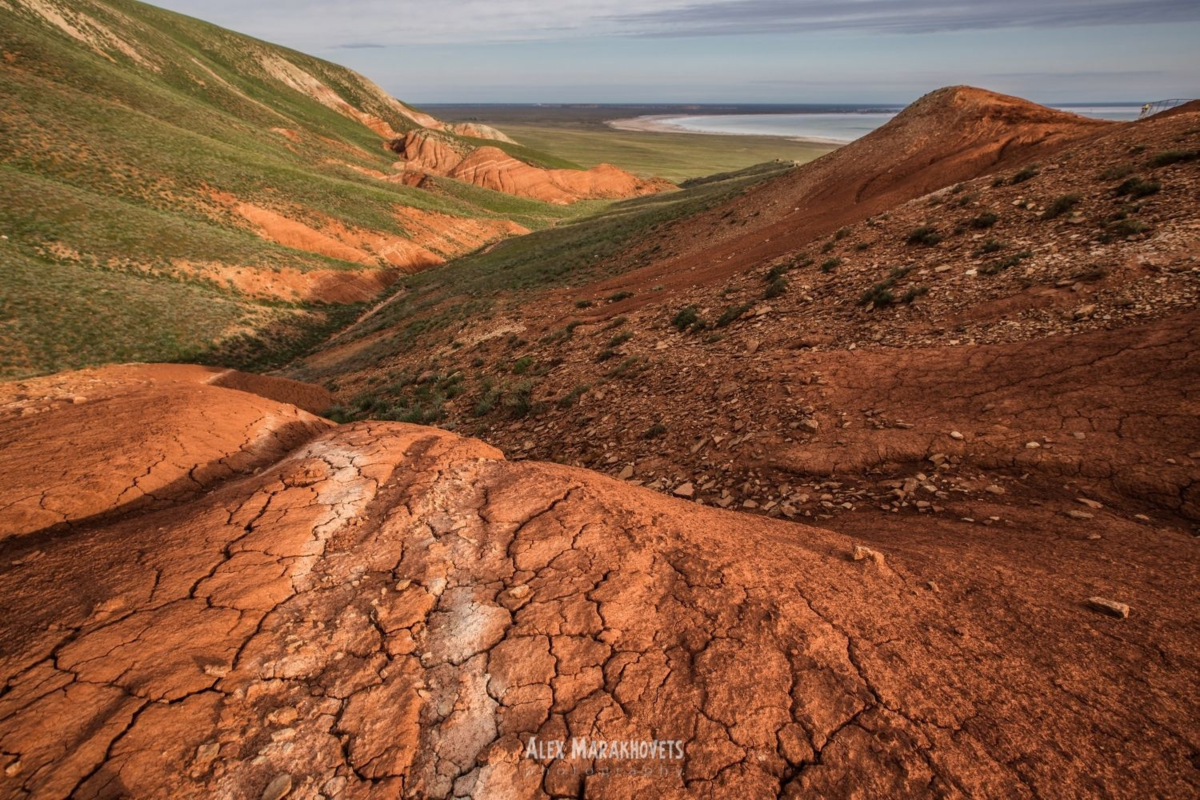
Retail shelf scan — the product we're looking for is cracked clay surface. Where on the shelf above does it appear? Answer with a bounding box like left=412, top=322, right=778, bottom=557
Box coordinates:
left=0, top=366, right=1196, bottom=798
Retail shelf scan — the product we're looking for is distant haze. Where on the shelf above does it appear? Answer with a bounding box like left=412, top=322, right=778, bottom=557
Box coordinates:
left=149, top=0, right=1199, bottom=104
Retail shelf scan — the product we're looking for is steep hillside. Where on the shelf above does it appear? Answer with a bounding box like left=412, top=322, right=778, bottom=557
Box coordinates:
left=0, top=0, right=658, bottom=379
left=295, top=90, right=1199, bottom=524
left=0, top=368, right=1195, bottom=797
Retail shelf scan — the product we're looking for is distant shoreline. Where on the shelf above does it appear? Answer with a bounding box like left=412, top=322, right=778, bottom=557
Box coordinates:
left=605, top=114, right=850, bottom=145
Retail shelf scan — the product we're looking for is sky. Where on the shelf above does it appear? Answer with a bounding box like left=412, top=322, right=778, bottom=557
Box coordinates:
left=149, top=0, right=1200, bottom=104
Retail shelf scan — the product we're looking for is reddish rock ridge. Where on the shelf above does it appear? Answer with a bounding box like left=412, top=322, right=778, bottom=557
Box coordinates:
left=0, top=365, right=332, bottom=538
left=591, top=85, right=1114, bottom=297
left=0, top=369, right=1195, bottom=797
left=390, top=131, right=668, bottom=205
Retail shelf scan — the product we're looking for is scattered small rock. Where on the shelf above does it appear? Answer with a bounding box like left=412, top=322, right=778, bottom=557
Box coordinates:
left=798, top=418, right=819, bottom=434
left=1065, top=510, right=1094, bottom=520
left=949, top=430, right=964, bottom=440
left=925, top=580, right=940, bottom=593
left=618, top=465, right=634, bottom=480
left=262, top=773, right=293, bottom=800
left=852, top=545, right=885, bottom=565
left=1087, top=597, right=1130, bottom=619
left=673, top=482, right=695, bottom=498
left=984, top=485, right=1005, bottom=495
left=1025, top=441, right=1042, bottom=449
left=1076, top=498, right=1103, bottom=509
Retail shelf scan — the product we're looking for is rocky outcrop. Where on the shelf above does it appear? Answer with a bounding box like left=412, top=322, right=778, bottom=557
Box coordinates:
left=0, top=368, right=1195, bottom=797
left=390, top=131, right=668, bottom=205
left=448, top=122, right=519, bottom=145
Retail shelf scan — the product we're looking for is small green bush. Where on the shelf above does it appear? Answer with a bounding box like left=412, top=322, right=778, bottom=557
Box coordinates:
left=716, top=303, right=752, bottom=327
left=608, top=331, right=633, bottom=347
left=1010, top=165, right=1040, bottom=184
left=643, top=423, right=668, bottom=439
left=975, top=238, right=1006, bottom=255
left=764, top=276, right=788, bottom=299
left=574, top=299, right=593, bottom=308
left=1100, top=163, right=1134, bottom=180
left=1149, top=149, right=1198, bottom=167
left=1042, top=193, right=1082, bottom=220
left=970, top=211, right=998, bottom=229
left=671, top=306, right=700, bottom=331
left=511, top=356, right=534, bottom=375
left=607, top=290, right=634, bottom=302
left=821, top=257, right=842, bottom=273
left=906, top=225, right=943, bottom=246
left=1114, top=177, right=1161, bottom=198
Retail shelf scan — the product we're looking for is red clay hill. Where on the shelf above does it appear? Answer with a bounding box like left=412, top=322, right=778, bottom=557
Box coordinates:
left=1, top=87, right=1198, bottom=799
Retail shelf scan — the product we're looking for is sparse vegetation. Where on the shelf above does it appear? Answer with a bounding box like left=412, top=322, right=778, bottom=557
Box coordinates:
left=764, top=276, right=788, bottom=299
left=1114, top=177, right=1161, bottom=198
left=1042, top=194, right=1082, bottom=220
left=607, top=291, right=635, bottom=303
left=671, top=306, right=700, bottom=331
left=970, top=211, right=999, bottom=229
left=1149, top=150, right=1198, bottom=167
left=975, top=238, right=1006, bottom=255
left=1100, top=163, right=1135, bottom=181
left=608, top=331, right=633, bottom=347
left=981, top=250, right=1033, bottom=275
left=643, top=423, right=668, bottom=439
left=574, top=299, right=593, bottom=308
left=716, top=303, right=752, bottom=327
left=557, top=383, right=590, bottom=408
left=1010, top=165, right=1040, bottom=184
left=901, top=286, right=930, bottom=303
left=906, top=225, right=943, bottom=246
left=511, top=355, right=535, bottom=375
left=858, top=266, right=914, bottom=308
left=821, top=257, right=843, bottom=273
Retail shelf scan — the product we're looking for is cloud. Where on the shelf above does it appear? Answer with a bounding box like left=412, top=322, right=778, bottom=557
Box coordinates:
left=151, top=0, right=1200, bottom=47
left=621, top=0, right=1200, bottom=37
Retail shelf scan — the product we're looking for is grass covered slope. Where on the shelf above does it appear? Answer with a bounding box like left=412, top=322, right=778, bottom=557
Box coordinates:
left=0, top=0, right=584, bottom=378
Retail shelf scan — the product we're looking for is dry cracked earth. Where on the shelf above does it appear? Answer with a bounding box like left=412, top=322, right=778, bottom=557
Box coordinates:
left=0, top=364, right=1197, bottom=798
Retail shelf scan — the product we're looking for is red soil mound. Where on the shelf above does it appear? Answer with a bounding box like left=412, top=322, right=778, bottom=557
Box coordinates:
left=597, top=86, right=1112, bottom=299
left=0, top=365, right=331, bottom=538
left=0, top=374, right=1195, bottom=797
left=391, top=132, right=668, bottom=204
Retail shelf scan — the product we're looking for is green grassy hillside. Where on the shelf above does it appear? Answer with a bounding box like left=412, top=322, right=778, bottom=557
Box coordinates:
left=0, top=0, right=583, bottom=378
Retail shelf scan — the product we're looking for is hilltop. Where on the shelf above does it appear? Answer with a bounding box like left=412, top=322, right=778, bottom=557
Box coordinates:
left=0, top=0, right=663, bottom=379
left=0, top=55, right=1198, bottom=800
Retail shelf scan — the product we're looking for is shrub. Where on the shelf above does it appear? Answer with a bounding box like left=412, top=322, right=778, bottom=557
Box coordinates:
left=1010, top=165, right=1040, bottom=184
left=607, top=290, right=634, bottom=302
left=820, top=240, right=835, bottom=253
left=557, top=384, right=590, bottom=409
left=511, top=355, right=534, bottom=375
left=854, top=241, right=870, bottom=251
left=671, top=306, right=700, bottom=331
left=474, top=380, right=501, bottom=416
left=608, top=331, right=632, bottom=347
left=975, top=238, right=1006, bottom=255
left=1114, top=177, right=1161, bottom=198
left=1149, top=149, right=1198, bottom=167
left=764, top=276, right=788, bottom=299
left=603, top=315, right=627, bottom=330
left=859, top=285, right=895, bottom=307
left=906, top=225, right=943, bottom=246
left=595, top=348, right=618, bottom=362
left=901, top=286, right=929, bottom=303
left=970, top=211, right=998, bottom=229
left=574, top=299, right=593, bottom=308
left=835, top=227, right=851, bottom=240
left=1042, top=193, right=1082, bottom=220
left=1108, top=218, right=1150, bottom=237
left=980, top=250, right=1033, bottom=275
left=643, top=423, right=668, bottom=439
left=821, top=257, right=842, bottom=273
left=502, top=380, right=535, bottom=418
left=766, top=263, right=788, bottom=281
left=716, top=303, right=752, bottom=327
left=1100, top=163, right=1134, bottom=180
left=607, top=356, right=644, bottom=378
